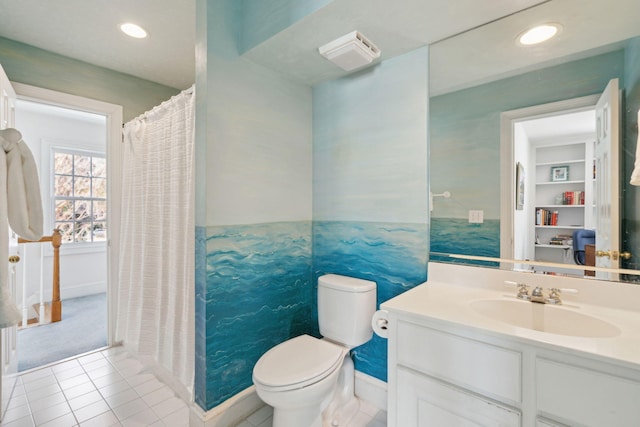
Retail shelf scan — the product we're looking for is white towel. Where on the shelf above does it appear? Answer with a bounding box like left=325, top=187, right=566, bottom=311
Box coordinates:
left=0, top=128, right=44, bottom=328
left=630, top=110, right=640, bottom=186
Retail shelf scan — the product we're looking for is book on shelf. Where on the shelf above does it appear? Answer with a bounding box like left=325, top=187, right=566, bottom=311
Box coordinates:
left=548, top=234, right=572, bottom=246
left=563, top=191, right=585, bottom=205
left=535, top=208, right=559, bottom=226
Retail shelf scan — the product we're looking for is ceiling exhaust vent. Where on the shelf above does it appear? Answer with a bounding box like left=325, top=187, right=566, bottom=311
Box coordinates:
left=318, top=31, right=381, bottom=71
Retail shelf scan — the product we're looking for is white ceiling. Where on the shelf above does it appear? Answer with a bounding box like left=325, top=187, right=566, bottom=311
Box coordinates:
left=0, top=0, right=636, bottom=92
left=0, top=0, right=196, bottom=90
left=243, top=0, right=546, bottom=86
left=429, top=0, right=640, bottom=95
left=0, top=0, right=544, bottom=90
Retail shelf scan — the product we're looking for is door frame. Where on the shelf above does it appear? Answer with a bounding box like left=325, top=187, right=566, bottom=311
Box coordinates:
left=13, top=83, right=122, bottom=346
left=499, top=94, right=599, bottom=259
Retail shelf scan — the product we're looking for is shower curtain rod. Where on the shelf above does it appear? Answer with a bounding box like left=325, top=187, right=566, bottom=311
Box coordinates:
left=125, top=84, right=194, bottom=126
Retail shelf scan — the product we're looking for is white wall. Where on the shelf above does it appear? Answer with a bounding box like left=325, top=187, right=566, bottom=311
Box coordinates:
left=14, top=100, right=107, bottom=310
left=513, top=123, right=533, bottom=261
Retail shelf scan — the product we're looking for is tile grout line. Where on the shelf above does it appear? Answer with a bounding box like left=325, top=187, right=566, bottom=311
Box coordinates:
left=75, top=348, right=186, bottom=425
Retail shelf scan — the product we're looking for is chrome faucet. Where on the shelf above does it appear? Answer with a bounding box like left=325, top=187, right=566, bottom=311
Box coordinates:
left=531, top=286, right=546, bottom=303
left=504, top=281, right=577, bottom=305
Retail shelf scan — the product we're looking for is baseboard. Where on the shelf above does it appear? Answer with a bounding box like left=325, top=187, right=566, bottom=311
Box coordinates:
left=355, top=371, right=388, bottom=412
left=186, top=371, right=388, bottom=427
left=55, top=281, right=107, bottom=300
left=26, top=282, right=106, bottom=305
left=189, top=386, right=264, bottom=427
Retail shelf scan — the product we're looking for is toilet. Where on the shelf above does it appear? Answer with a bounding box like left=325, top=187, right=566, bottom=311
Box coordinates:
left=252, top=274, right=377, bottom=427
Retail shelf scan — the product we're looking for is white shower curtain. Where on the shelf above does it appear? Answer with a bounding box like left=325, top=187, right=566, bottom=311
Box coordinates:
left=116, top=86, right=195, bottom=398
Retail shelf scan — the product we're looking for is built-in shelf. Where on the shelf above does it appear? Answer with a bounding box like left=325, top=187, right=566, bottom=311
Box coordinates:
left=532, top=139, right=593, bottom=266
left=536, top=159, right=585, bottom=167
left=536, top=180, right=585, bottom=185
left=535, top=225, right=583, bottom=229
left=535, top=244, right=572, bottom=249
left=536, top=204, right=584, bottom=208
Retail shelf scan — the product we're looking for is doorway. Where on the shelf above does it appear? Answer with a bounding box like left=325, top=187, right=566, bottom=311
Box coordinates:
left=500, top=80, right=621, bottom=278
left=11, top=84, right=122, bottom=371
left=499, top=94, right=599, bottom=267
left=512, top=108, right=596, bottom=273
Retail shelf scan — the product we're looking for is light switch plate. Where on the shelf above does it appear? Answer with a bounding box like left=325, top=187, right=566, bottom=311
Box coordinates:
left=469, top=210, right=484, bottom=224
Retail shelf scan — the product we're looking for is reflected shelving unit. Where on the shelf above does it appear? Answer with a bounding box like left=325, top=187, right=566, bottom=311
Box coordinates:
left=533, top=140, right=594, bottom=266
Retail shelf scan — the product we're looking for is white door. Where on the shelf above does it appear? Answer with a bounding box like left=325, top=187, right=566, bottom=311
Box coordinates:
left=594, top=79, right=620, bottom=280
left=0, top=64, right=18, bottom=419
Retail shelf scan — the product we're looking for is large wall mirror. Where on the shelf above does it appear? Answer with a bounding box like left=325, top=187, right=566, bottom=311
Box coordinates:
left=429, top=0, right=640, bottom=283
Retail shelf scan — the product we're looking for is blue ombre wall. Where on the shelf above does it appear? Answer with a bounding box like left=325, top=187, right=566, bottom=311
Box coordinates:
left=312, top=47, right=429, bottom=381
left=194, top=0, right=429, bottom=410
left=430, top=50, right=625, bottom=258
left=195, top=0, right=314, bottom=410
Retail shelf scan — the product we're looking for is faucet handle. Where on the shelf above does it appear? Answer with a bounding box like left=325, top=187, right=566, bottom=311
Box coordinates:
left=549, top=287, right=578, bottom=296
left=504, top=281, right=530, bottom=300
left=546, top=287, right=578, bottom=304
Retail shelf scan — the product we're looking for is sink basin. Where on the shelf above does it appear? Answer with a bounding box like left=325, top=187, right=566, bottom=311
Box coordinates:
left=470, top=299, right=621, bottom=338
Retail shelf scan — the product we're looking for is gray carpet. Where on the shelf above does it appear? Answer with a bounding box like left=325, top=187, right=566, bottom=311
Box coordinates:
left=17, top=293, right=107, bottom=371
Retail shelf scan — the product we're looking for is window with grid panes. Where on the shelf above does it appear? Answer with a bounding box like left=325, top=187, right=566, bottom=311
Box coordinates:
left=53, top=150, right=107, bottom=243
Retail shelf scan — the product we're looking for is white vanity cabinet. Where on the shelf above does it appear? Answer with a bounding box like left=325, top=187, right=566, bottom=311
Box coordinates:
left=397, top=367, right=520, bottom=426
left=536, top=358, right=640, bottom=426
left=389, top=318, right=522, bottom=426
left=386, top=313, right=640, bottom=427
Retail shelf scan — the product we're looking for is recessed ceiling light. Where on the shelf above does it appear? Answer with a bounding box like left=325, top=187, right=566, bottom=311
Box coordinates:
left=518, top=23, right=561, bottom=46
left=120, top=23, right=148, bottom=39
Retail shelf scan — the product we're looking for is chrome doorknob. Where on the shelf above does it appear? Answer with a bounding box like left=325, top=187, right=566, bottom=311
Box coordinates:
left=8, top=255, right=20, bottom=263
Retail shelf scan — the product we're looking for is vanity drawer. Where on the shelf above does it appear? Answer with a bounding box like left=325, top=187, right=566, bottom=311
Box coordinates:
left=397, top=367, right=521, bottom=426
left=397, top=320, right=522, bottom=403
left=537, top=358, right=640, bottom=427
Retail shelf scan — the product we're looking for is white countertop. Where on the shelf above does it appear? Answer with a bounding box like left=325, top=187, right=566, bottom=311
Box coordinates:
left=381, top=263, right=640, bottom=370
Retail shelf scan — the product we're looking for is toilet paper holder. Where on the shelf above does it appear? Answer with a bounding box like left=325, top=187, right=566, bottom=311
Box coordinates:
left=371, top=309, right=389, bottom=338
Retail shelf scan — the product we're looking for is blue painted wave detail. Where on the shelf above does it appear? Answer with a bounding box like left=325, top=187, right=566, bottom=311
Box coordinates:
left=430, top=217, right=499, bottom=256
left=203, top=221, right=313, bottom=409
left=198, top=220, right=427, bottom=407
left=194, top=226, right=208, bottom=409
left=312, top=220, right=428, bottom=382
left=430, top=218, right=500, bottom=267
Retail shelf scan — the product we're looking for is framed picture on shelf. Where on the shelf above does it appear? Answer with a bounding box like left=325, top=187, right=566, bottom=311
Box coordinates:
left=551, top=165, right=569, bottom=182
left=516, top=162, right=525, bottom=210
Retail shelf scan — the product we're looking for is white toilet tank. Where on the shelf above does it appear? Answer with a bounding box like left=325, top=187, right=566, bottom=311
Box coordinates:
left=318, top=274, right=377, bottom=348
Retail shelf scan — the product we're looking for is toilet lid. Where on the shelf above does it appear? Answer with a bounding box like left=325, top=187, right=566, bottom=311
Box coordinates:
left=253, top=335, right=345, bottom=391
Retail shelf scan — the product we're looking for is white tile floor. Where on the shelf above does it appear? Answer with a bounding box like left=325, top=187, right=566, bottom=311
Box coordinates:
left=1, top=347, right=386, bottom=427
left=0, top=347, right=188, bottom=427
left=238, top=399, right=387, bottom=427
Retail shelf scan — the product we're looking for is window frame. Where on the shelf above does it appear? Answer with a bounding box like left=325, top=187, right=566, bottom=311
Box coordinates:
left=42, top=138, right=107, bottom=254
left=52, top=147, right=107, bottom=245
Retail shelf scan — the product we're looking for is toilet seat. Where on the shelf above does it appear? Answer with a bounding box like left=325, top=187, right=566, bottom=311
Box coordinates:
left=253, top=335, right=346, bottom=392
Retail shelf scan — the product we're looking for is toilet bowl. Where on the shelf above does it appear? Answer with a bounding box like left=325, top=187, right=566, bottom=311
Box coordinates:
left=252, top=274, right=377, bottom=427
left=253, top=335, right=347, bottom=427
